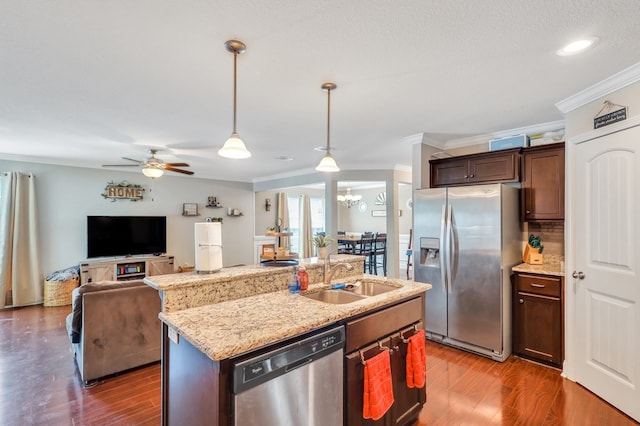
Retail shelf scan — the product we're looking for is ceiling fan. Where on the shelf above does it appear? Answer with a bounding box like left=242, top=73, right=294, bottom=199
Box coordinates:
left=102, top=149, right=194, bottom=177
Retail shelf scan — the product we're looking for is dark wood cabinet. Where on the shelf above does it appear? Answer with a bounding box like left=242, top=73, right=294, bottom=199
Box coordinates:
left=513, top=272, right=563, bottom=367
left=430, top=148, right=520, bottom=187
left=345, top=297, right=425, bottom=426
left=521, top=142, right=565, bottom=221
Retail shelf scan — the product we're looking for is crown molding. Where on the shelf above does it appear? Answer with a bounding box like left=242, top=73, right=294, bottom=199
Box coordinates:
left=555, top=62, right=640, bottom=114
left=403, top=133, right=427, bottom=145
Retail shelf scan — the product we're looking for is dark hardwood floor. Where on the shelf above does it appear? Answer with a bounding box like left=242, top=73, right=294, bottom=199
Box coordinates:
left=1, top=305, right=636, bottom=425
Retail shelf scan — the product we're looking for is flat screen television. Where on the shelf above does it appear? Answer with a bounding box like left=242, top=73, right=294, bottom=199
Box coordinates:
left=87, top=216, right=167, bottom=258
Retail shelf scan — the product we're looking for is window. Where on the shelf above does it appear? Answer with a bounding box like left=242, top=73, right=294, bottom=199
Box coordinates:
left=287, top=195, right=325, bottom=255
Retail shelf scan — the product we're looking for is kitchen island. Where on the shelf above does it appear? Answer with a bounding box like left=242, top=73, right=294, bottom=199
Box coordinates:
left=157, top=272, right=431, bottom=425
left=145, top=254, right=364, bottom=312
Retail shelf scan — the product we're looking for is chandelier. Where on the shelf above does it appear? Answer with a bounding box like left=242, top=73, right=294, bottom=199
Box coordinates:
left=337, top=187, right=362, bottom=208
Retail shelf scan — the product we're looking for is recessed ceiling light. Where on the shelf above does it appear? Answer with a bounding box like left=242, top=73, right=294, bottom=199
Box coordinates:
left=556, top=37, right=599, bottom=56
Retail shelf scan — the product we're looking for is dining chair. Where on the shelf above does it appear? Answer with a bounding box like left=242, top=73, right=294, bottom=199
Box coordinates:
left=372, top=232, right=387, bottom=276
left=356, top=233, right=375, bottom=273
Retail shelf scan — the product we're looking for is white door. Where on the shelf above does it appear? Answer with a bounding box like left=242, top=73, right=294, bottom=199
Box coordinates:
left=575, top=124, right=640, bottom=422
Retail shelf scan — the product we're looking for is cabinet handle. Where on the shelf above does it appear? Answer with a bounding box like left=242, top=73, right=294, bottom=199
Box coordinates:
left=526, top=210, right=531, bottom=215
left=530, top=283, right=545, bottom=288
left=519, top=299, right=524, bottom=304
left=469, top=174, right=475, bottom=178
left=463, top=175, right=468, bottom=178
left=572, top=271, right=585, bottom=280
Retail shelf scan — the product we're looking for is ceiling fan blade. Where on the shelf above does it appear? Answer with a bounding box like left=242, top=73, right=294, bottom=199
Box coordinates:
left=102, top=164, right=140, bottom=167
left=164, top=166, right=194, bottom=175
left=165, top=162, right=190, bottom=167
left=121, top=157, right=143, bottom=163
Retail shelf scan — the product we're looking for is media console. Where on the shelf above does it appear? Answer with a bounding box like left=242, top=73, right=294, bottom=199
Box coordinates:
left=80, top=255, right=174, bottom=284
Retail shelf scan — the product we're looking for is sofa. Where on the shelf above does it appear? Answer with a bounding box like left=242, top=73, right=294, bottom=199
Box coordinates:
left=65, top=279, right=161, bottom=384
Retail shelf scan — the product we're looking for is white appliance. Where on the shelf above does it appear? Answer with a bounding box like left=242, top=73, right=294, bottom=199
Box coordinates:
left=413, top=184, right=520, bottom=361
left=195, top=222, right=223, bottom=273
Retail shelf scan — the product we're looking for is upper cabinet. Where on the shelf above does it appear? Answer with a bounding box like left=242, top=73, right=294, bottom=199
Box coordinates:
left=521, top=142, right=565, bottom=222
left=428, top=142, right=565, bottom=222
left=430, top=148, right=520, bottom=187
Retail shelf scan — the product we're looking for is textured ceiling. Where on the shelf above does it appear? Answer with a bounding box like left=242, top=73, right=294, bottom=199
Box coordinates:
left=1, top=1, right=639, bottom=182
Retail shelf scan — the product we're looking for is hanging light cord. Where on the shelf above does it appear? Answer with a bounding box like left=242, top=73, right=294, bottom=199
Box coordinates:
left=232, top=49, right=238, bottom=134
left=326, top=86, right=332, bottom=152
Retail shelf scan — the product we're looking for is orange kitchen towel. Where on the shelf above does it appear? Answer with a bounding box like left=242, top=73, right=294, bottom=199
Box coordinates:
left=363, top=349, right=394, bottom=420
left=406, top=329, right=426, bottom=388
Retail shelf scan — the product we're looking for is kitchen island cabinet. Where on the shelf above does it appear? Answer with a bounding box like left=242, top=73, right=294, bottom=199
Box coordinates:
left=159, top=275, right=430, bottom=425
left=345, top=297, right=426, bottom=425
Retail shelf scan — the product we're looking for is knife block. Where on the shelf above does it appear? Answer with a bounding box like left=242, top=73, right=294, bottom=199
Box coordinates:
left=523, top=244, right=543, bottom=264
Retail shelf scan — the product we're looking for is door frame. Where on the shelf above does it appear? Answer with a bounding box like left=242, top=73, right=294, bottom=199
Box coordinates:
left=564, top=114, right=640, bottom=381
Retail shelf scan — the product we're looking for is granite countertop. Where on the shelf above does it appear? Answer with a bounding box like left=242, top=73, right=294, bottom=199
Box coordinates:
left=145, top=254, right=363, bottom=290
left=159, top=275, right=431, bottom=361
left=512, top=254, right=565, bottom=277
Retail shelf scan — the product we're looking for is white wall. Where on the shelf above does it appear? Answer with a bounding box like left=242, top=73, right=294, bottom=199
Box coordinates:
left=564, top=80, right=640, bottom=139
left=0, top=160, right=255, bottom=276
left=254, top=187, right=325, bottom=236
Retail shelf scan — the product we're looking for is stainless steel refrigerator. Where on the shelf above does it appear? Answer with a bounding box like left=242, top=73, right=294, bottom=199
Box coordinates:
left=413, top=184, right=521, bottom=362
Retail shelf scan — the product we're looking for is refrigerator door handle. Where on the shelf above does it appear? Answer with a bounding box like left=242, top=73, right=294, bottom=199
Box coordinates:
left=439, top=204, right=447, bottom=293
left=445, top=203, right=453, bottom=294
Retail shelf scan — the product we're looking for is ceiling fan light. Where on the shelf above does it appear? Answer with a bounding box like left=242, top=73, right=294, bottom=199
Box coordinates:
left=316, top=153, right=340, bottom=172
left=142, top=167, right=164, bottom=178
left=218, top=132, right=251, bottom=159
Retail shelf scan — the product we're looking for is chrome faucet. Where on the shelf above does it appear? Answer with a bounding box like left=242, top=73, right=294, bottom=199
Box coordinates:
left=323, top=253, right=354, bottom=284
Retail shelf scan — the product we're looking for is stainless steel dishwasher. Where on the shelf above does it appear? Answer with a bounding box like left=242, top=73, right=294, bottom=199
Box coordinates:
left=233, top=325, right=345, bottom=426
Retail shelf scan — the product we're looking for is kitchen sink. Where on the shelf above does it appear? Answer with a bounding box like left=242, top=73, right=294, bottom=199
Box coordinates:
left=302, top=281, right=401, bottom=304
left=344, top=281, right=398, bottom=297
left=302, top=289, right=367, bottom=304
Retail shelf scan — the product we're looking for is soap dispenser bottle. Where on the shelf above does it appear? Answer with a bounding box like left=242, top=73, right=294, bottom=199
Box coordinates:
left=288, top=266, right=300, bottom=293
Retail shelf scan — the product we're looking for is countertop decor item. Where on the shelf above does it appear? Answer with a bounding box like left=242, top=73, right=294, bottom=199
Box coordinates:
left=523, top=234, right=544, bottom=264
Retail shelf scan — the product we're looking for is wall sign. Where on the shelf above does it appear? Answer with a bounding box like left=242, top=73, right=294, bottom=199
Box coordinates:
left=594, top=100, right=628, bottom=129
left=101, top=181, right=144, bottom=202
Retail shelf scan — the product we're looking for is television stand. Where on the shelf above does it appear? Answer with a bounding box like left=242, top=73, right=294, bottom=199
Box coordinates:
left=79, top=254, right=174, bottom=284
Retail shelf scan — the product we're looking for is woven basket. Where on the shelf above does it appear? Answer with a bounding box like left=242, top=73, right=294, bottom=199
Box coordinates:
left=43, top=278, right=79, bottom=307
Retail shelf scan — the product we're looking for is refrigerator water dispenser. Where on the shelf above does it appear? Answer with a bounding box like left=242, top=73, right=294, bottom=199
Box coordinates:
left=419, top=237, right=440, bottom=267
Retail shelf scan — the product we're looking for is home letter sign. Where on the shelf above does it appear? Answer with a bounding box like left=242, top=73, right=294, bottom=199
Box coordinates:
left=102, top=181, right=145, bottom=202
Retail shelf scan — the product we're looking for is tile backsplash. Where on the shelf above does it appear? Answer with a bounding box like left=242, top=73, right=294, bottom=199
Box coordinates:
left=524, top=222, right=564, bottom=256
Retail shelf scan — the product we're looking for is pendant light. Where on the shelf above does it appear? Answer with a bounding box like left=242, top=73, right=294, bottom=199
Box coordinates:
left=218, top=40, right=251, bottom=159
left=316, top=82, right=340, bottom=172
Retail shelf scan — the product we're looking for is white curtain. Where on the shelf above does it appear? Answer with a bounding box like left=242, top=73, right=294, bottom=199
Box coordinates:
left=0, top=172, right=42, bottom=308
left=300, top=195, right=314, bottom=258
left=277, top=192, right=290, bottom=249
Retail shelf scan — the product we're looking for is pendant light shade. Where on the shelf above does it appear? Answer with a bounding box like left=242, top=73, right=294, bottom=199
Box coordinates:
left=316, top=153, right=340, bottom=172
left=316, top=82, right=340, bottom=172
left=218, top=40, right=251, bottom=159
left=220, top=132, right=250, bottom=159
